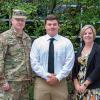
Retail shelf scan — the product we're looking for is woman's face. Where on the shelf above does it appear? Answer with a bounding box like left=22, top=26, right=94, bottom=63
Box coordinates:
left=82, top=28, right=94, bottom=44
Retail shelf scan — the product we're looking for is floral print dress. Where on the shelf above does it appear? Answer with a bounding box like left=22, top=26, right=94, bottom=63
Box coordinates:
left=76, top=53, right=100, bottom=100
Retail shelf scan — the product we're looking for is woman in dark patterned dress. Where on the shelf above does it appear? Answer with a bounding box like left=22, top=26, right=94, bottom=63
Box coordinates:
left=72, top=25, right=100, bottom=100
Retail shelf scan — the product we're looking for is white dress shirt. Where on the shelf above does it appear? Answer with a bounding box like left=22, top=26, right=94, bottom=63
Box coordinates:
left=30, top=34, right=75, bottom=81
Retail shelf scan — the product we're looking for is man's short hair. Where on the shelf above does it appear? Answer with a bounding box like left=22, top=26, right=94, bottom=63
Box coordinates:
left=45, top=14, right=59, bottom=24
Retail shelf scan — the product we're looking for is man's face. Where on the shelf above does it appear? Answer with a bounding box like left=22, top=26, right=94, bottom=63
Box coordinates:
left=11, top=18, right=26, bottom=31
left=45, top=20, right=59, bottom=37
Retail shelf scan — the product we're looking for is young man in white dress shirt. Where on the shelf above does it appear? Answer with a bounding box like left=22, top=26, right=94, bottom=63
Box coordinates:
left=30, top=14, right=75, bottom=100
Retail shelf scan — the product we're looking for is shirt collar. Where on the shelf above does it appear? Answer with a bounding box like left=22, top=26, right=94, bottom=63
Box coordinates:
left=46, top=34, right=59, bottom=41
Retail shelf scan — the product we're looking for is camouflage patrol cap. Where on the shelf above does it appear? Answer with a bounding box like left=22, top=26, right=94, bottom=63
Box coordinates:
left=12, top=9, right=27, bottom=19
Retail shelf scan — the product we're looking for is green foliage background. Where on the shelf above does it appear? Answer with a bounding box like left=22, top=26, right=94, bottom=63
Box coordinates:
left=1, top=0, right=100, bottom=50
left=0, top=0, right=100, bottom=99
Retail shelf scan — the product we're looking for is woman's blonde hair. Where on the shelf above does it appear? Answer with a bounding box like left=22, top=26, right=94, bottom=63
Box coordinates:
left=80, top=25, right=96, bottom=40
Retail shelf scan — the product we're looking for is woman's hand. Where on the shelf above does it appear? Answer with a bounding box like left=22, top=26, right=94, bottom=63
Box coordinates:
left=80, top=84, right=87, bottom=93
left=74, top=79, right=81, bottom=93
left=80, top=80, right=91, bottom=93
left=75, top=82, right=81, bottom=93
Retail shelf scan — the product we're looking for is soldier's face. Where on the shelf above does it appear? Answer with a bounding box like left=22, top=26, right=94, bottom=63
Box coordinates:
left=11, top=18, right=26, bottom=31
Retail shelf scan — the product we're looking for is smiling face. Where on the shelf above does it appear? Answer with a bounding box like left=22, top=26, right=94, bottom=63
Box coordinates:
left=11, top=18, right=26, bottom=32
left=82, top=28, right=94, bottom=44
left=80, top=25, right=96, bottom=45
left=45, top=20, right=59, bottom=37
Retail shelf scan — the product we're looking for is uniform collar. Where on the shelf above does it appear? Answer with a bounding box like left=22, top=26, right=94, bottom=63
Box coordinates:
left=11, top=26, right=27, bottom=39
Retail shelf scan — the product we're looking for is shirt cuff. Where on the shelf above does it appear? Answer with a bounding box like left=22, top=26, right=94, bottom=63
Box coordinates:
left=86, top=77, right=92, bottom=83
left=44, top=72, right=51, bottom=80
left=56, top=74, right=62, bottom=81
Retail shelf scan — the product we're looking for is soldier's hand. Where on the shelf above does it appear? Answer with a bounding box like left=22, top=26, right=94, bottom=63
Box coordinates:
left=2, top=82, right=11, bottom=91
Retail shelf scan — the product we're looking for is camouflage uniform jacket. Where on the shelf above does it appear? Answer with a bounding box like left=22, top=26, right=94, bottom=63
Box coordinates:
left=0, top=28, right=32, bottom=82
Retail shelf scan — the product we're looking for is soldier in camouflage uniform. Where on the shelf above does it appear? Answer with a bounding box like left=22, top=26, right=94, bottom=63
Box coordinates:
left=0, top=9, right=32, bottom=100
